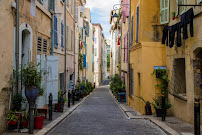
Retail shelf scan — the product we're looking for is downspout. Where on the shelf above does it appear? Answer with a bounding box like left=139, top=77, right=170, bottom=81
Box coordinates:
left=64, top=0, right=67, bottom=92
left=73, top=0, right=76, bottom=87
left=120, top=10, right=122, bottom=77
left=127, top=0, right=131, bottom=103
left=15, top=0, right=19, bottom=94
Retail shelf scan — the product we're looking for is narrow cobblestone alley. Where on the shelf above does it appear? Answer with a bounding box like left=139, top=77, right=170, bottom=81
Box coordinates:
left=47, top=86, right=167, bottom=135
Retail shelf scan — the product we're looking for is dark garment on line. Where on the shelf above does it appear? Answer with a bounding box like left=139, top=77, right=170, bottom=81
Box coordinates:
left=162, top=25, right=168, bottom=46
left=181, top=8, right=194, bottom=39
left=176, top=22, right=182, bottom=47
left=168, top=23, right=182, bottom=48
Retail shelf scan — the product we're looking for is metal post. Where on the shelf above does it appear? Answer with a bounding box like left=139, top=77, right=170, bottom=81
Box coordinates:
left=72, top=90, right=75, bottom=105
left=28, top=108, right=34, bottom=134
left=68, top=90, right=70, bottom=107
left=16, top=0, right=20, bottom=94
left=194, top=98, right=200, bottom=135
left=49, top=93, right=53, bottom=121
left=162, top=93, right=166, bottom=121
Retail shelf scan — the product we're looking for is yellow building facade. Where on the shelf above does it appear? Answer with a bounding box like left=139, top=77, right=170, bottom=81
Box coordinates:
left=128, top=0, right=166, bottom=114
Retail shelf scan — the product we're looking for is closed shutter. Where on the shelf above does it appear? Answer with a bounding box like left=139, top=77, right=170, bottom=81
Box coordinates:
left=66, top=25, right=69, bottom=50
left=198, top=0, right=202, bottom=4
left=126, top=32, right=128, bottom=62
left=160, top=0, right=169, bottom=24
left=83, top=54, right=86, bottom=68
left=43, top=39, right=47, bottom=54
left=131, top=16, right=134, bottom=46
left=124, top=36, right=125, bottom=62
left=131, top=68, right=133, bottom=95
left=49, top=0, right=54, bottom=12
left=61, top=22, right=64, bottom=49
left=54, top=15, right=58, bottom=47
left=136, top=6, right=139, bottom=43
left=37, top=37, right=42, bottom=53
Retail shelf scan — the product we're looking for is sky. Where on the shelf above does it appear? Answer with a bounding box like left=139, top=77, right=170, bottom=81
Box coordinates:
left=85, top=0, right=120, bottom=40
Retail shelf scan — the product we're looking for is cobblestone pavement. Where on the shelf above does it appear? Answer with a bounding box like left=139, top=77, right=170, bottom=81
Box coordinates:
left=48, top=86, right=167, bottom=135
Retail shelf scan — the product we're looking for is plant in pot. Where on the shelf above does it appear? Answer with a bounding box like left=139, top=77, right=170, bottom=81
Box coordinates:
left=110, top=74, right=123, bottom=99
left=151, top=96, right=172, bottom=117
left=6, top=111, right=19, bottom=126
left=136, top=96, right=152, bottom=115
left=21, top=111, right=28, bottom=129
left=21, top=63, right=42, bottom=133
left=172, top=12, right=176, bottom=20
left=36, top=87, right=45, bottom=109
left=34, top=113, right=45, bottom=129
left=152, top=69, right=172, bottom=117
left=12, top=93, right=25, bottom=112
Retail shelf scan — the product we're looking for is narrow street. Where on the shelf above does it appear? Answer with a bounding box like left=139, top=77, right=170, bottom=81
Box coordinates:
left=47, top=86, right=166, bottom=135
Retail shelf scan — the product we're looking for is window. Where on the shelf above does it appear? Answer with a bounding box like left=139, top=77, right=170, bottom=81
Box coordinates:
left=66, top=24, right=69, bottom=50
left=54, top=15, right=58, bottom=47
left=67, top=0, right=69, bottom=7
left=75, top=0, right=79, bottom=23
left=136, top=6, right=139, bottom=43
left=71, top=30, right=73, bottom=51
left=61, top=21, right=64, bottom=49
left=37, top=37, right=42, bottom=53
left=160, top=0, right=169, bottom=24
left=176, top=0, right=186, bottom=15
left=43, top=39, right=47, bottom=54
left=171, top=58, right=186, bottom=95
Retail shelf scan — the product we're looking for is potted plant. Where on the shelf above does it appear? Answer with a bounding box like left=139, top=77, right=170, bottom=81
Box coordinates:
left=136, top=96, right=152, bottom=115
left=110, top=74, right=123, bottom=98
left=6, top=111, right=19, bottom=126
left=21, top=111, right=28, bottom=128
left=12, top=93, right=25, bottom=111
left=21, top=63, right=43, bottom=109
left=151, top=97, right=172, bottom=117
left=172, top=12, right=176, bottom=20
left=34, top=113, right=45, bottom=129
left=36, top=87, right=45, bottom=109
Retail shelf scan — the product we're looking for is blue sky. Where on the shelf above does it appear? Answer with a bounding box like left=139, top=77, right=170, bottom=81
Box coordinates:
left=85, top=0, right=120, bottom=40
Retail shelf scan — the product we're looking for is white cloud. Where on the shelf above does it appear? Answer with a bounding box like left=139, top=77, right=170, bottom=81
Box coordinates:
left=85, top=0, right=120, bottom=40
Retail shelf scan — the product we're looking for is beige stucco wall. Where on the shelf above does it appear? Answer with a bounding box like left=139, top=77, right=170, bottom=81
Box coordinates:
left=166, top=0, right=202, bottom=124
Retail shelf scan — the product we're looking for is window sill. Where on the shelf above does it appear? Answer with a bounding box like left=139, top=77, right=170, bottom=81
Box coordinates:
left=169, top=92, right=187, bottom=101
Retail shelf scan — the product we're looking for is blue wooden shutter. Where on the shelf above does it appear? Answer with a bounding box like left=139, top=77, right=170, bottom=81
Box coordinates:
left=131, top=16, right=134, bottom=46
left=54, top=15, right=58, bottom=47
left=136, top=6, right=139, bottom=43
left=131, top=69, right=133, bottom=95
left=49, top=0, right=55, bottom=12
left=83, top=54, right=86, bottom=68
left=61, top=22, right=64, bottom=48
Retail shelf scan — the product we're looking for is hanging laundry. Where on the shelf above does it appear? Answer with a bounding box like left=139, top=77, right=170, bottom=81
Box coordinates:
left=162, top=25, right=168, bottom=46
left=117, top=37, right=120, bottom=45
left=30, top=0, right=36, bottom=17
left=81, top=41, right=83, bottom=49
left=181, top=8, right=194, bottom=40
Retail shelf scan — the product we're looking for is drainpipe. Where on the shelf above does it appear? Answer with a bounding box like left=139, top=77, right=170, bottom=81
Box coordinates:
left=120, top=11, right=123, bottom=77
left=73, top=0, right=76, bottom=87
left=15, top=0, right=19, bottom=94
left=64, top=0, right=67, bottom=93
left=127, top=0, right=131, bottom=103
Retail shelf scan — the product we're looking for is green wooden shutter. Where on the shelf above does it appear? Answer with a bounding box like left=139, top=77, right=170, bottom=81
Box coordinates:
left=176, top=0, right=179, bottom=16
left=67, top=0, right=69, bottom=7
left=179, top=0, right=186, bottom=15
left=66, top=25, right=69, bottom=50
left=160, top=0, right=169, bottom=24
left=198, top=0, right=202, bottom=4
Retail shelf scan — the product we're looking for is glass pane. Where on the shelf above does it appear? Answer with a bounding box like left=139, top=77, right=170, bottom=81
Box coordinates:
left=162, top=0, right=165, bottom=8
left=165, top=0, right=168, bottom=8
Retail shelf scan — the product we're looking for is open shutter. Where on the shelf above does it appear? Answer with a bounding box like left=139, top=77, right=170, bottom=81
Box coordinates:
left=136, top=6, right=139, bottom=43
left=75, top=0, right=79, bottom=23
left=131, top=68, right=133, bottom=95
left=66, top=25, right=69, bottom=50
left=49, top=0, right=54, bottom=12
left=61, top=22, right=64, bottom=49
left=176, top=0, right=179, bottom=16
left=126, top=32, right=128, bottom=62
left=54, top=15, right=58, bottom=47
left=131, top=16, right=134, bottom=47
left=198, top=0, right=202, bottom=4
left=71, top=0, right=73, bottom=14
left=124, top=36, right=125, bottom=62
left=160, top=0, right=169, bottom=24
left=180, top=0, right=186, bottom=15
left=71, top=30, right=73, bottom=51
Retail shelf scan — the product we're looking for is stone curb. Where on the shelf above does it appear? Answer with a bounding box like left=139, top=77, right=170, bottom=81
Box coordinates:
left=34, top=90, right=95, bottom=135
left=107, top=88, right=180, bottom=135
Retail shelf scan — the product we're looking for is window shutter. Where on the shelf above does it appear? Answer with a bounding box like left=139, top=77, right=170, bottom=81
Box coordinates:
left=160, top=0, right=169, bottom=24
left=124, top=36, right=125, bottom=62
left=66, top=25, right=69, bottom=50
left=75, top=0, right=79, bottom=23
left=131, top=68, right=133, bottom=95
left=43, top=39, right=47, bottom=54
left=180, top=0, right=186, bottom=15
left=198, top=0, right=202, bottom=4
left=176, top=0, right=179, bottom=16
left=71, top=0, right=73, bottom=14
left=61, top=22, right=64, bottom=49
left=126, top=32, right=128, bottom=62
left=131, top=16, right=134, bottom=46
left=67, top=0, right=69, bottom=7
left=54, top=15, right=58, bottom=47
left=37, top=37, right=42, bottom=53
left=136, top=6, right=139, bottom=43
left=49, top=0, right=54, bottom=12
left=71, top=30, right=73, bottom=51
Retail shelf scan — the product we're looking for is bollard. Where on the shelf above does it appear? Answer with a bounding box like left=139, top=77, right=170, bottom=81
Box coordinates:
left=94, top=82, right=95, bottom=88
left=72, top=90, right=75, bottom=105
left=28, top=108, right=34, bottom=134
left=194, top=98, right=200, bottom=135
left=68, top=90, right=71, bottom=108
left=60, top=95, right=64, bottom=113
left=49, top=93, right=53, bottom=121
left=162, top=93, right=166, bottom=121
